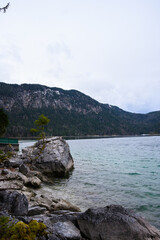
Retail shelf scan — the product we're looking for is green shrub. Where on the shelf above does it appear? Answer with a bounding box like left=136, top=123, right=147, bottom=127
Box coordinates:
left=0, top=216, right=15, bottom=239
left=0, top=151, right=7, bottom=162
left=0, top=216, right=47, bottom=240
left=28, top=220, right=47, bottom=239
left=0, top=151, right=14, bottom=163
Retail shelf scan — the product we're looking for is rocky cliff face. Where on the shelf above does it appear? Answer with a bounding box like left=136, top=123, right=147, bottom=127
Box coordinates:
left=0, top=83, right=102, bottom=114
left=0, top=82, right=160, bottom=137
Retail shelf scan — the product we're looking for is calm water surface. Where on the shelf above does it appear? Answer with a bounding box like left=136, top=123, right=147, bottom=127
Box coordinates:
left=20, top=136, right=160, bottom=228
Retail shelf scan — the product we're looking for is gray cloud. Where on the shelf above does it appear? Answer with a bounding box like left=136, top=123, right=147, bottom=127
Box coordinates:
left=0, top=45, right=22, bottom=63
left=47, top=43, right=72, bottom=60
left=0, top=0, right=160, bottom=113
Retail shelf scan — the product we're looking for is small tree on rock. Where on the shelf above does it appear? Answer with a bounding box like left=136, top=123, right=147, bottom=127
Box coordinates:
left=30, top=114, right=50, bottom=143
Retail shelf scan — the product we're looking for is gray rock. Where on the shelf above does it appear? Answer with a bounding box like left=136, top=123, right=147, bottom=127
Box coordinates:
left=28, top=206, right=47, bottom=216
left=19, top=163, right=30, bottom=175
left=0, top=170, right=26, bottom=190
left=0, top=162, right=4, bottom=168
left=26, top=170, right=45, bottom=181
left=47, top=234, right=61, bottom=240
left=0, top=170, right=19, bottom=180
left=0, top=180, right=23, bottom=190
left=42, top=211, right=81, bottom=228
left=22, top=137, right=74, bottom=177
left=19, top=211, right=82, bottom=240
left=53, top=221, right=81, bottom=240
left=0, top=190, right=28, bottom=216
left=54, top=199, right=81, bottom=212
left=29, top=193, right=80, bottom=214
left=30, top=194, right=54, bottom=210
left=5, top=157, right=23, bottom=168
left=1, top=169, right=9, bottom=175
left=77, top=205, right=160, bottom=240
left=24, top=176, right=41, bottom=188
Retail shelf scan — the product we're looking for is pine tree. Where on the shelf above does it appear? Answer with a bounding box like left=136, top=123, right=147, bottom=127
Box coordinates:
left=30, top=114, right=50, bottom=143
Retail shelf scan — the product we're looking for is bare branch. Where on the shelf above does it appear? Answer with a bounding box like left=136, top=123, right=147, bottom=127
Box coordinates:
left=0, top=2, right=10, bottom=13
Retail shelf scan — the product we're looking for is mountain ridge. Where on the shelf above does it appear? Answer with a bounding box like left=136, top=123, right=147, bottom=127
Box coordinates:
left=0, top=82, right=160, bottom=137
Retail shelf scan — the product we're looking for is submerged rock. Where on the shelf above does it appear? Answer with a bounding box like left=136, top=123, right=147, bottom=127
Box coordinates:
left=22, top=137, right=74, bottom=177
left=77, top=205, right=160, bottom=240
left=54, top=199, right=81, bottom=212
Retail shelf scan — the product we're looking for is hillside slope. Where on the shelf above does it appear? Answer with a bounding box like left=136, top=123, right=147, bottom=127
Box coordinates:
left=0, top=82, right=160, bottom=137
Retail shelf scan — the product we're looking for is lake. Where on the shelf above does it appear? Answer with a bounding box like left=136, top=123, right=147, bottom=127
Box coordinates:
left=19, top=136, right=160, bottom=228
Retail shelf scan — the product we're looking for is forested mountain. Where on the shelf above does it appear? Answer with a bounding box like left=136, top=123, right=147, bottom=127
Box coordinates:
left=0, top=82, right=160, bottom=137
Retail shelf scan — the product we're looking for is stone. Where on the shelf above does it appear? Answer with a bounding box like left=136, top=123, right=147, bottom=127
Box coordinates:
left=0, top=170, right=26, bottom=190
left=30, top=194, right=53, bottom=210
left=1, top=169, right=9, bottom=175
left=18, top=172, right=28, bottom=183
left=54, top=199, right=81, bottom=212
left=24, top=176, right=41, bottom=188
left=5, top=157, right=23, bottom=168
left=20, top=190, right=35, bottom=202
left=22, top=137, right=74, bottom=177
left=20, top=212, right=82, bottom=240
left=28, top=206, right=47, bottom=216
left=0, top=170, right=22, bottom=181
left=0, top=190, right=28, bottom=216
left=77, top=205, right=160, bottom=240
left=0, top=180, right=23, bottom=190
left=0, top=162, right=4, bottom=168
left=19, top=163, right=30, bottom=175
left=47, top=234, right=61, bottom=240
left=52, top=221, right=82, bottom=240
left=42, top=210, right=81, bottom=226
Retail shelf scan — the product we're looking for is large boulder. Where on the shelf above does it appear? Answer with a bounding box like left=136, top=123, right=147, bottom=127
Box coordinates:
left=0, top=190, right=28, bottom=216
left=77, top=205, right=160, bottom=240
left=51, top=221, right=81, bottom=240
left=19, top=211, right=83, bottom=240
left=22, top=137, right=74, bottom=177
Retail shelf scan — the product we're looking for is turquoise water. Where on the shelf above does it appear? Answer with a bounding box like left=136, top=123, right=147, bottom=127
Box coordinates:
left=20, top=136, right=160, bottom=228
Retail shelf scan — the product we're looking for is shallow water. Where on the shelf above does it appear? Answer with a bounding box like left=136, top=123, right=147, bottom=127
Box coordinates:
left=20, top=136, right=160, bottom=228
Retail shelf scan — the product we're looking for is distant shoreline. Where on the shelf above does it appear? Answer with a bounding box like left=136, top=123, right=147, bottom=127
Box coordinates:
left=63, top=134, right=160, bottom=140
left=6, top=134, right=160, bottom=141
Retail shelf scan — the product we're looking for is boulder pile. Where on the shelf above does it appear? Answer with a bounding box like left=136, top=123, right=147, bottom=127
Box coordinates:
left=0, top=137, right=160, bottom=239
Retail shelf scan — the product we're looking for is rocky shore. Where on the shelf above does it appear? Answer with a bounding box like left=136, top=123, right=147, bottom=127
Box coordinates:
left=0, top=137, right=160, bottom=240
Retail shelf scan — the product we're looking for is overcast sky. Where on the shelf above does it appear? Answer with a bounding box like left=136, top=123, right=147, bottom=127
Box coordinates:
left=0, top=0, right=160, bottom=113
